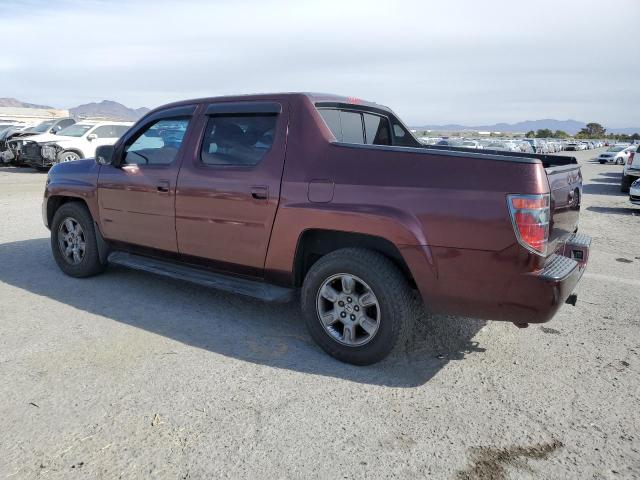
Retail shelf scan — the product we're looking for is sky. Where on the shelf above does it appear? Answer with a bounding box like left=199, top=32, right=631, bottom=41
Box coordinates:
left=1, top=0, right=639, bottom=127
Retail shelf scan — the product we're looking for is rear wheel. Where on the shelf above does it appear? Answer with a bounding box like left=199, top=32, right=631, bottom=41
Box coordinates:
left=621, top=175, right=633, bottom=193
left=301, top=248, right=414, bottom=365
left=51, top=202, right=107, bottom=277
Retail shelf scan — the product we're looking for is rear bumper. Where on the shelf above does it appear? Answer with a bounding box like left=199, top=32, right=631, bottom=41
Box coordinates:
left=401, top=233, right=591, bottom=325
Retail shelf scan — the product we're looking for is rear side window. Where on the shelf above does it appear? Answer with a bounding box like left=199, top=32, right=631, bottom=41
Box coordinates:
left=200, top=114, right=277, bottom=166
left=92, top=125, right=126, bottom=138
left=391, top=122, right=415, bottom=147
left=318, top=109, right=391, bottom=146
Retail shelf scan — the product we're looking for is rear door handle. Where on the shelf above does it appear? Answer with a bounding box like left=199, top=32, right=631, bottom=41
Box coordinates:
left=156, top=180, right=170, bottom=194
left=250, top=185, right=268, bottom=200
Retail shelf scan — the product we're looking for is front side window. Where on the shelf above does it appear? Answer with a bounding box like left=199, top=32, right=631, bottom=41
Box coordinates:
left=200, top=114, right=278, bottom=166
left=124, top=118, right=190, bottom=165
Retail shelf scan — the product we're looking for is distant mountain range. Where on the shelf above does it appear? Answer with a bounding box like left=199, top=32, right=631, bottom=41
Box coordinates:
left=0, top=98, right=54, bottom=109
left=0, top=98, right=150, bottom=121
left=69, top=100, right=150, bottom=121
left=413, top=119, right=640, bottom=135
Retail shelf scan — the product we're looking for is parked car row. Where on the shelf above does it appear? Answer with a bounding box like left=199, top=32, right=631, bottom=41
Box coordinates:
left=417, top=137, right=605, bottom=154
left=0, top=119, right=132, bottom=170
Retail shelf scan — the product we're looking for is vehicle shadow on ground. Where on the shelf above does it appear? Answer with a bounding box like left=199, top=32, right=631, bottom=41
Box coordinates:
left=597, top=172, right=623, bottom=178
left=0, top=166, right=40, bottom=174
left=586, top=206, right=638, bottom=216
left=0, top=238, right=487, bottom=388
left=583, top=172, right=624, bottom=196
left=589, top=177, right=620, bottom=184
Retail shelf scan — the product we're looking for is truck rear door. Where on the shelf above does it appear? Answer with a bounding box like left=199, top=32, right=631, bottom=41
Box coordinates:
left=175, top=101, right=288, bottom=276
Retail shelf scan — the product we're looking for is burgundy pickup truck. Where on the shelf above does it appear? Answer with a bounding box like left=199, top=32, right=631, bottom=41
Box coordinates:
left=43, top=93, right=590, bottom=364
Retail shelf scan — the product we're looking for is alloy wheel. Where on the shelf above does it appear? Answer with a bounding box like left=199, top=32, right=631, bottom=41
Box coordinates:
left=316, top=273, right=381, bottom=347
left=57, top=217, right=86, bottom=265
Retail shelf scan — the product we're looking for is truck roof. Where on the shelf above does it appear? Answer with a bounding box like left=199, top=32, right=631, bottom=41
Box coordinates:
left=146, top=92, right=391, bottom=116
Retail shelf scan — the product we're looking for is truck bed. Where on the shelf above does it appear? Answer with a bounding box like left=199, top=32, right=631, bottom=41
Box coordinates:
left=424, top=144, right=578, bottom=168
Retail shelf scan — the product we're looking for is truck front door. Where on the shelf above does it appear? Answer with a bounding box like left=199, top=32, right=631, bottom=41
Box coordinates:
left=97, top=106, right=196, bottom=252
left=175, top=101, right=288, bottom=276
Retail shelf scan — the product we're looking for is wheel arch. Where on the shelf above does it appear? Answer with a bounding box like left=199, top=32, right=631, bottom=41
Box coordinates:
left=46, top=195, right=91, bottom=229
left=292, top=229, right=416, bottom=288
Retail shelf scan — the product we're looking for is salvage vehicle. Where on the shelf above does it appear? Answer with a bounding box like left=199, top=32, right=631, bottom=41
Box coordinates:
left=0, top=125, right=36, bottom=164
left=2, top=118, right=76, bottom=165
left=18, top=121, right=132, bottom=169
left=43, top=93, right=591, bottom=365
left=622, top=146, right=640, bottom=192
left=598, top=145, right=634, bottom=165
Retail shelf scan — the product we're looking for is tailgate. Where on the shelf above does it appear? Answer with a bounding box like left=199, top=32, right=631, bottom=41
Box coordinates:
left=546, top=164, right=582, bottom=253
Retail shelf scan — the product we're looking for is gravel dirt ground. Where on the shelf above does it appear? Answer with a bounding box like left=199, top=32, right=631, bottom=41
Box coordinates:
left=0, top=148, right=638, bottom=479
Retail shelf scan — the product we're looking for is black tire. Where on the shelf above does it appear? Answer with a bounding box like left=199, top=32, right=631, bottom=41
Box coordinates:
left=301, top=248, right=414, bottom=365
left=51, top=201, right=107, bottom=278
left=599, top=160, right=605, bottom=164
left=621, top=175, right=633, bottom=193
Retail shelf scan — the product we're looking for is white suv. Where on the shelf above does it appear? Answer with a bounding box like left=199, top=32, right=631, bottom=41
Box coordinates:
left=38, top=121, right=133, bottom=164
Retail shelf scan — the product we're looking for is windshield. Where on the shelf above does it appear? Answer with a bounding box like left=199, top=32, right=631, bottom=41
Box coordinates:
left=607, top=146, right=625, bottom=152
left=58, top=124, right=93, bottom=137
left=30, top=120, right=56, bottom=133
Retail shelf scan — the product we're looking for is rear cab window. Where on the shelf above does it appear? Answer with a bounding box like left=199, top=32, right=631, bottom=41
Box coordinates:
left=317, top=105, right=417, bottom=147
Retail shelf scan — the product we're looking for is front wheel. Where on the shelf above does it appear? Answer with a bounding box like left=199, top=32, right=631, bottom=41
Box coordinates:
left=51, top=202, right=107, bottom=277
left=56, top=150, right=81, bottom=163
left=301, top=248, right=414, bottom=365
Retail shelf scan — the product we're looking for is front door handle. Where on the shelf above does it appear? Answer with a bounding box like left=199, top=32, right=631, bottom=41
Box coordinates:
left=156, top=180, right=170, bottom=194
left=250, top=185, right=268, bottom=200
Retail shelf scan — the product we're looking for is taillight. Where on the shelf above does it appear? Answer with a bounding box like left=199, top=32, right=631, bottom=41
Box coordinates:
left=628, top=152, right=635, bottom=165
left=507, top=194, right=550, bottom=256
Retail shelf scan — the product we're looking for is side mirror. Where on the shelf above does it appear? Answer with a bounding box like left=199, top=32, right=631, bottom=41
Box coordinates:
left=95, top=145, right=114, bottom=166
left=87, top=133, right=98, bottom=141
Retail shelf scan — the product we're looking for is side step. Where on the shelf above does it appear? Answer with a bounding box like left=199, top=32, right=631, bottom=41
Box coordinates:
left=107, top=252, right=296, bottom=303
